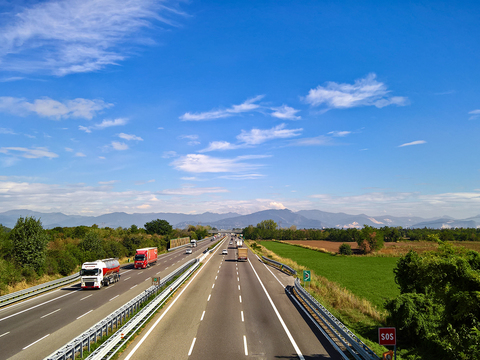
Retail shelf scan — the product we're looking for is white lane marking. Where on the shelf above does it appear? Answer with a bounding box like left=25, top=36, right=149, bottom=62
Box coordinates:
left=144, top=278, right=150, bottom=281
left=0, top=332, right=10, bottom=338
left=238, top=285, right=240, bottom=290
left=23, top=334, right=50, bottom=349
left=130, top=285, right=137, bottom=289
left=212, top=284, right=215, bottom=289
left=207, top=294, right=211, bottom=301
left=239, top=295, right=242, bottom=303
left=122, top=269, right=133, bottom=274
left=40, top=308, right=61, bottom=318
left=241, top=311, right=244, bottom=322
left=188, top=337, right=196, bottom=356
left=80, top=294, right=92, bottom=301
left=156, top=271, right=161, bottom=275
left=123, top=277, right=131, bottom=281
left=258, top=255, right=286, bottom=288
left=123, top=238, right=226, bottom=360
left=77, top=309, right=93, bottom=319
left=237, top=277, right=239, bottom=281
left=215, top=276, right=217, bottom=280
left=110, top=295, right=119, bottom=301
left=244, top=335, right=248, bottom=356
left=0, top=291, right=75, bottom=322
left=201, top=311, right=205, bottom=321
left=248, top=259, right=305, bottom=360
left=138, top=271, right=144, bottom=274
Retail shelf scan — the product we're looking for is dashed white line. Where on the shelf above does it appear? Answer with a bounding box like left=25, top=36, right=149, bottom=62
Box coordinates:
left=77, top=310, right=93, bottom=319
left=0, top=332, right=10, bottom=338
left=23, top=334, right=50, bottom=349
left=130, top=285, right=137, bottom=289
left=239, top=295, right=242, bottom=303
left=201, top=311, right=205, bottom=321
left=138, top=271, right=144, bottom=274
left=207, top=294, right=211, bottom=301
left=123, top=277, right=131, bottom=281
left=243, top=335, right=248, bottom=355
left=188, top=337, right=196, bottom=356
left=241, top=311, right=244, bottom=322
left=215, top=276, right=217, bottom=280
left=237, top=277, right=239, bottom=281
left=80, top=294, right=92, bottom=301
left=238, top=285, right=240, bottom=290
left=212, top=284, right=215, bottom=289
left=110, top=295, right=119, bottom=301
left=40, top=308, right=61, bottom=318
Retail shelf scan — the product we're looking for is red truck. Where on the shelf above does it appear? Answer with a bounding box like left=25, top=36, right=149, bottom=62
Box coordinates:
left=134, top=247, right=158, bottom=269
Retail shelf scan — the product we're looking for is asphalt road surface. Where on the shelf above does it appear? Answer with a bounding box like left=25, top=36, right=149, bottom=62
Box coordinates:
left=0, top=238, right=214, bottom=360
left=118, top=238, right=342, bottom=360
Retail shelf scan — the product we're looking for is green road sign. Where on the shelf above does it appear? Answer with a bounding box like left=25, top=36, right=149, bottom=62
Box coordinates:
left=303, top=270, right=311, bottom=282
left=152, top=277, right=160, bottom=286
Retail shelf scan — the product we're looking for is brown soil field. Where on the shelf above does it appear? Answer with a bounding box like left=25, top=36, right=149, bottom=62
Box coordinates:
left=283, top=240, right=480, bottom=256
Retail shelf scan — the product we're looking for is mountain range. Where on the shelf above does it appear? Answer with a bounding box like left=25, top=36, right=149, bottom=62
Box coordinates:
left=1, top=209, right=479, bottom=230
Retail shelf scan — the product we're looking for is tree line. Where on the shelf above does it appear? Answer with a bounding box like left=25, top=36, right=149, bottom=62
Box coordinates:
left=0, top=216, right=211, bottom=294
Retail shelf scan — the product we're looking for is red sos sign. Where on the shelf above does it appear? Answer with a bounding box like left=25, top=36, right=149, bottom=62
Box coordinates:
left=378, top=327, right=396, bottom=346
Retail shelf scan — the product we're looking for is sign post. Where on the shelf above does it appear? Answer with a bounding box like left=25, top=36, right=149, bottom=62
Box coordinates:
left=378, top=327, right=396, bottom=360
left=152, top=277, right=160, bottom=286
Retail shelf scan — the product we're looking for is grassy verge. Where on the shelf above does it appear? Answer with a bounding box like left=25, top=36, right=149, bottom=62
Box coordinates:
left=248, top=240, right=397, bottom=358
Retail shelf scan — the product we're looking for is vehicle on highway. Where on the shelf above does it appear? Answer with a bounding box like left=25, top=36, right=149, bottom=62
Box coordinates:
left=186, top=248, right=192, bottom=254
left=237, top=248, right=248, bottom=261
left=229, top=241, right=233, bottom=245
left=191, top=239, right=197, bottom=247
left=222, top=249, right=228, bottom=255
left=80, top=258, right=120, bottom=289
left=134, top=247, right=158, bottom=269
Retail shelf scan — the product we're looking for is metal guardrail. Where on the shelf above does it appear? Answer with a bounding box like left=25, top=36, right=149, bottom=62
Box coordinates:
left=44, top=259, right=198, bottom=360
left=292, top=278, right=379, bottom=360
left=0, top=272, right=81, bottom=307
left=261, top=256, right=297, bottom=275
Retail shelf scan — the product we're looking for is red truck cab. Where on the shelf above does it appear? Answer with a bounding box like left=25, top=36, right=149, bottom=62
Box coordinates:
left=134, top=247, right=158, bottom=269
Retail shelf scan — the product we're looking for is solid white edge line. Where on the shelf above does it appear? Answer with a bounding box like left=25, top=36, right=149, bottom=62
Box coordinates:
left=188, top=337, right=196, bottom=356
left=123, top=239, right=224, bottom=360
left=248, top=259, right=305, bottom=360
left=23, top=334, right=50, bottom=349
left=110, top=295, right=119, bottom=301
left=40, top=308, right=61, bottom=318
left=244, top=335, right=248, bottom=356
left=77, top=309, right=93, bottom=319
left=201, top=311, right=205, bottom=321
left=257, top=255, right=286, bottom=288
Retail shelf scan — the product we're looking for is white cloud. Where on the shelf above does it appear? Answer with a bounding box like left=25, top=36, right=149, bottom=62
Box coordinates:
left=328, top=131, right=351, bottom=137
left=304, top=73, right=408, bottom=109
left=0, top=96, right=112, bottom=119
left=270, top=201, right=286, bottom=209
left=171, top=154, right=262, bottom=173
left=80, top=118, right=128, bottom=132
left=0, top=146, right=58, bottom=159
left=0, top=0, right=185, bottom=76
left=180, top=95, right=264, bottom=121
left=270, top=105, right=301, bottom=120
left=179, top=134, right=199, bottom=140
left=159, top=186, right=228, bottom=196
left=65, top=147, right=73, bottom=152
left=237, top=123, right=302, bottom=145
left=290, top=136, right=333, bottom=146
left=219, top=174, right=265, bottom=180
left=111, top=141, right=129, bottom=150
left=200, top=141, right=241, bottom=152
left=98, top=180, right=119, bottom=185
left=469, top=109, right=480, bottom=120
left=0, top=128, right=15, bottom=134
left=118, top=133, right=143, bottom=141
left=162, top=151, right=177, bottom=158
left=398, top=140, right=426, bottom=147
left=75, top=152, right=86, bottom=157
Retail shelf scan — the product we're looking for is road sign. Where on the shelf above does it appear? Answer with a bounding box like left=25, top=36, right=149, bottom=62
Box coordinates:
left=152, top=277, right=160, bottom=286
left=303, top=270, right=311, bottom=282
left=378, top=327, right=396, bottom=346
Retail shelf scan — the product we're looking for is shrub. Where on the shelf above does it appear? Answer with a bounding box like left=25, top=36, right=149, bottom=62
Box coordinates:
left=339, top=243, right=353, bottom=255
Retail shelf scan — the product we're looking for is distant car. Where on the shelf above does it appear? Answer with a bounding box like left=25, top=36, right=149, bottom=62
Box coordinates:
left=229, top=241, right=233, bottom=245
left=222, top=249, right=228, bottom=255
left=186, top=248, right=192, bottom=254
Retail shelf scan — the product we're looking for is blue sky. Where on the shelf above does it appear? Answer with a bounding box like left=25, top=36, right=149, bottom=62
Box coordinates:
left=0, top=0, right=479, bottom=219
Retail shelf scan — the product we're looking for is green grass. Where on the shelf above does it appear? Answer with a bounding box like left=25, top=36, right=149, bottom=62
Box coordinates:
left=259, top=241, right=400, bottom=310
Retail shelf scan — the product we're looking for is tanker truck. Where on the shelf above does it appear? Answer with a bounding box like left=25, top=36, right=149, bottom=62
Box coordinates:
left=134, top=247, right=158, bottom=269
left=80, top=258, right=120, bottom=289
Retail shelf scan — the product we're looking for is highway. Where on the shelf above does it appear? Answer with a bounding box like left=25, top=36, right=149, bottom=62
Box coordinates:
left=0, top=238, right=214, bottom=360
left=118, top=238, right=342, bottom=360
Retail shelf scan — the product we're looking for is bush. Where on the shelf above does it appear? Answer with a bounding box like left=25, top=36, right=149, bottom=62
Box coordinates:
left=339, top=243, right=353, bottom=255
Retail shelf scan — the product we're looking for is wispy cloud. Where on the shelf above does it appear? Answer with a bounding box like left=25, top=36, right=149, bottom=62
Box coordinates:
left=270, top=105, right=301, bottom=120
left=0, top=146, right=58, bottom=158
left=111, top=141, right=129, bottom=151
left=328, top=131, right=351, bottom=137
left=0, top=0, right=185, bottom=76
left=79, top=118, right=128, bottom=133
left=304, top=73, right=408, bottom=109
left=468, top=109, right=480, bottom=120
left=171, top=154, right=263, bottom=173
left=118, top=133, right=143, bottom=141
left=399, top=140, right=426, bottom=147
left=162, top=151, right=177, bottom=158
left=200, top=141, right=241, bottom=152
left=237, top=124, right=302, bottom=145
left=75, top=152, right=86, bottom=157
left=290, top=135, right=333, bottom=146
left=0, top=128, right=16, bottom=135
left=180, top=95, right=264, bottom=121
left=159, top=186, right=228, bottom=196
left=0, top=97, right=112, bottom=119
left=219, top=174, right=266, bottom=180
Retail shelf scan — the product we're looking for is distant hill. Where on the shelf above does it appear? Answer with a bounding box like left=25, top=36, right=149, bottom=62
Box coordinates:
left=0, top=208, right=478, bottom=230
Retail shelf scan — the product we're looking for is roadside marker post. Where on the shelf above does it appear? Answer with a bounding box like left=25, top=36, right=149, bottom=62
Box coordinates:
left=378, top=327, right=396, bottom=360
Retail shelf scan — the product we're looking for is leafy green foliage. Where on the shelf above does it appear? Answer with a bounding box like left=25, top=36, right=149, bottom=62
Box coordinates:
left=144, top=219, right=173, bottom=236
left=339, top=243, right=353, bottom=255
left=10, top=216, right=49, bottom=275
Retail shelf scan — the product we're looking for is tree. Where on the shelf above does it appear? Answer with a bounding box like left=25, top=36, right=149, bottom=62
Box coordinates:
left=144, top=219, right=172, bottom=236
left=339, top=243, right=353, bottom=255
left=257, top=219, right=278, bottom=230
left=10, top=216, right=49, bottom=274
left=80, top=230, right=105, bottom=260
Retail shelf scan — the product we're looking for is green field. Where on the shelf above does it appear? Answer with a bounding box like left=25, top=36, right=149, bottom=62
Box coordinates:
left=258, top=241, right=400, bottom=310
